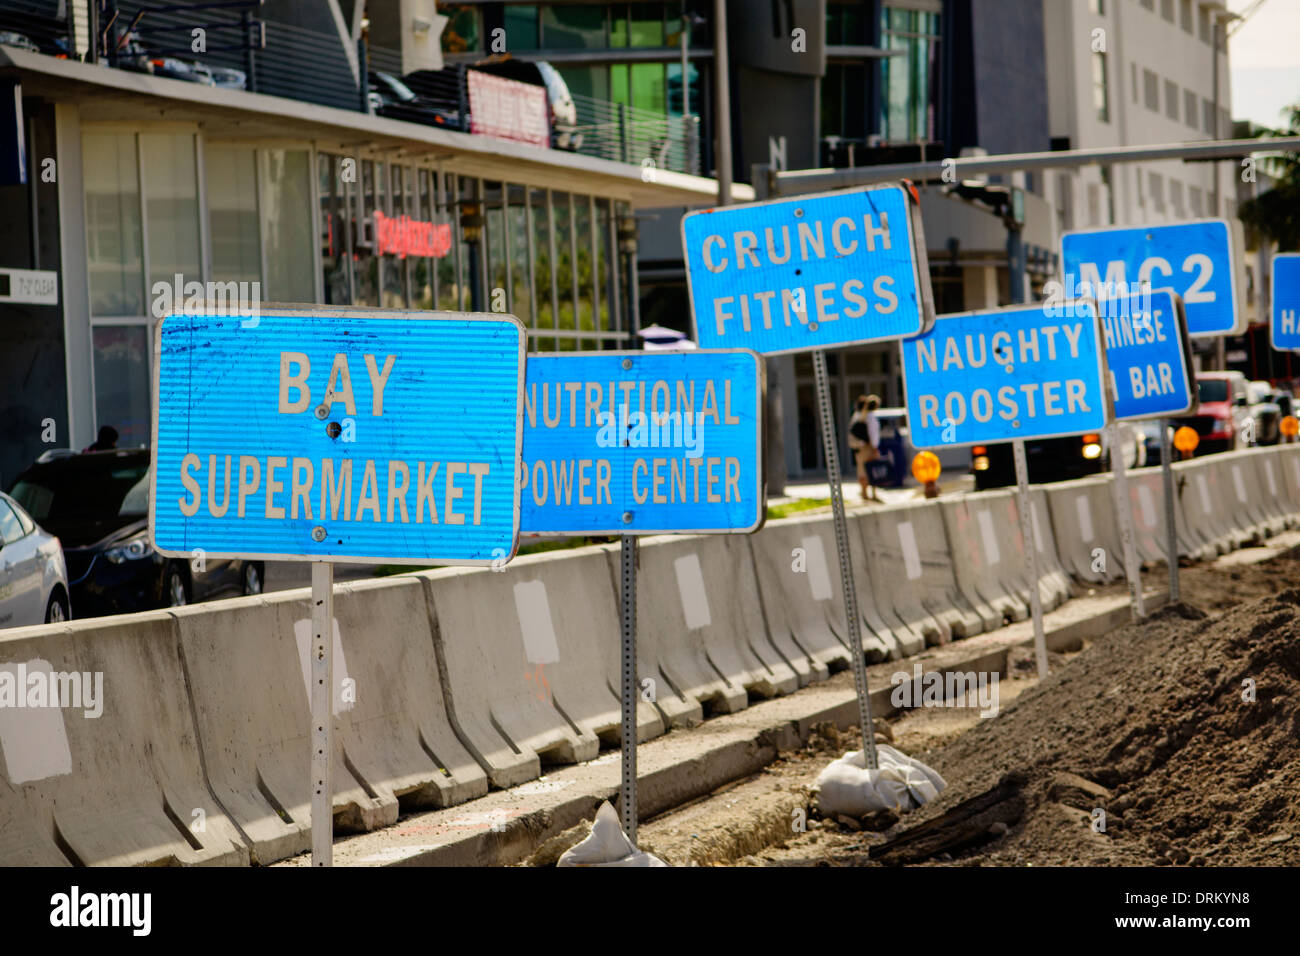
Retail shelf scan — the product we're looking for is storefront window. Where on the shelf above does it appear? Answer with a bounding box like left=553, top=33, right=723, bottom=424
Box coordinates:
left=485, top=180, right=509, bottom=313
left=508, top=184, right=532, bottom=325
left=141, top=133, right=201, bottom=296
left=437, top=171, right=462, bottom=311
left=261, top=149, right=315, bottom=303
left=552, top=191, right=576, bottom=350
left=92, top=326, right=151, bottom=447
left=83, top=131, right=143, bottom=316
left=207, top=145, right=260, bottom=284
left=354, top=159, right=379, bottom=305
left=532, top=188, right=555, bottom=344
left=319, top=152, right=353, bottom=306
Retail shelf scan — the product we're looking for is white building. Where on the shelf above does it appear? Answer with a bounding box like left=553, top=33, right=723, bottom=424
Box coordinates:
left=1044, top=0, right=1237, bottom=234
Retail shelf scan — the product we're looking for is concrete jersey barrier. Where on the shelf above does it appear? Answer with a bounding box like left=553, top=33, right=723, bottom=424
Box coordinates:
left=421, top=545, right=664, bottom=789
left=616, top=534, right=800, bottom=719
left=0, top=611, right=247, bottom=866
left=173, top=588, right=410, bottom=864
left=855, top=499, right=984, bottom=645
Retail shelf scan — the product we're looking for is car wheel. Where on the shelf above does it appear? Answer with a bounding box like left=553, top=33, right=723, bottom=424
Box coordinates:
left=44, top=590, right=70, bottom=624
left=242, top=561, right=264, bottom=596
left=165, top=564, right=190, bottom=607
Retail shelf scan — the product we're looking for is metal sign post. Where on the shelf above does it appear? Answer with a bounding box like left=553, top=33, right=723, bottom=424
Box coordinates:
left=679, top=181, right=935, bottom=776
left=1161, top=422, right=1179, bottom=603
left=151, top=306, right=528, bottom=869
left=518, top=349, right=766, bottom=844
left=1054, top=273, right=1196, bottom=622
left=310, top=562, right=334, bottom=866
left=812, top=349, right=879, bottom=768
left=1012, top=440, right=1048, bottom=677
left=1109, top=425, right=1146, bottom=621
left=619, top=535, right=638, bottom=842
left=901, top=300, right=1112, bottom=681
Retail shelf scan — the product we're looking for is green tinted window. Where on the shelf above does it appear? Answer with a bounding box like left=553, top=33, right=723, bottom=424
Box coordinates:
left=541, top=4, right=606, bottom=49
left=631, top=62, right=666, bottom=114
left=629, top=3, right=664, bottom=46
left=504, top=5, right=539, bottom=50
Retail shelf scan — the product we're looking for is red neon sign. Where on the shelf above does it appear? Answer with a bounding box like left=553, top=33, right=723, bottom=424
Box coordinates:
left=374, top=210, right=453, bottom=258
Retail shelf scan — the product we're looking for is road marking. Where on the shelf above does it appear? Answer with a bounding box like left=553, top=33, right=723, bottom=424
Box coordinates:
left=801, top=535, right=834, bottom=600
left=1232, top=466, right=1248, bottom=504
left=513, top=580, right=560, bottom=665
left=1137, top=484, right=1156, bottom=529
left=977, top=509, right=999, bottom=565
left=1031, top=501, right=1047, bottom=553
left=1076, top=495, right=1094, bottom=542
left=0, top=659, right=73, bottom=784
left=897, top=521, right=923, bottom=581
left=674, top=553, right=712, bottom=629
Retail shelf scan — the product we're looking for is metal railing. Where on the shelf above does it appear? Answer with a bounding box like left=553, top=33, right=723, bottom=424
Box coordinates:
left=569, top=92, right=700, bottom=176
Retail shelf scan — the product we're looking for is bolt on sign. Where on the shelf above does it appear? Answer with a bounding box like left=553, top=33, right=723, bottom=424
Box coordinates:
left=1272, top=253, right=1300, bottom=351
left=518, top=350, right=764, bottom=535
left=681, top=183, right=935, bottom=354
left=1100, top=289, right=1196, bottom=421
left=901, top=300, right=1112, bottom=449
left=1060, top=219, right=1246, bottom=338
left=150, top=308, right=526, bottom=564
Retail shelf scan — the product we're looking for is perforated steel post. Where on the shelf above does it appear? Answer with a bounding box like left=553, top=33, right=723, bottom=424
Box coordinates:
left=1161, top=421, right=1180, bottom=603
left=619, top=534, right=639, bottom=843
left=812, top=349, right=878, bottom=769
left=1013, top=440, right=1049, bottom=679
left=311, top=562, right=334, bottom=866
left=1109, top=423, right=1146, bottom=621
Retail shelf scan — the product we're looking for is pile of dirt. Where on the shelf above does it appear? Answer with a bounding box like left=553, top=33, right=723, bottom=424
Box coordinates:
left=899, top=589, right=1300, bottom=866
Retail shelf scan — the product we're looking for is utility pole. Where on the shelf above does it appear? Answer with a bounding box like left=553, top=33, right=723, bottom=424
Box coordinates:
left=1212, top=13, right=1226, bottom=370
left=712, top=0, right=732, bottom=206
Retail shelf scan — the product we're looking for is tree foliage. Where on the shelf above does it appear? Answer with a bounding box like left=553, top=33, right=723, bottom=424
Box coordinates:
left=1239, top=103, right=1300, bottom=252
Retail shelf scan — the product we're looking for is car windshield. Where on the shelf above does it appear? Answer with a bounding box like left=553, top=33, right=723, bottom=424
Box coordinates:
left=1198, top=380, right=1229, bottom=403
left=9, top=457, right=150, bottom=526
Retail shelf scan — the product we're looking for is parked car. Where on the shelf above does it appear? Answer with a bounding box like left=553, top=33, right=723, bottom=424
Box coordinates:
left=1247, top=380, right=1282, bottom=445
left=7, top=449, right=263, bottom=619
left=0, top=31, right=41, bottom=53
left=1177, top=371, right=1253, bottom=455
left=866, top=408, right=971, bottom=488
left=0, top=491, right=69, bottom=628
left=368, top=71, right=461, bottom=128
left=404, top=56, right=584, bottom=150
left=973, top=424, right=1144, bottom=491
left=191, top=62, right=248, bottom=90
left=1135, top=420, right=1176, bottom=466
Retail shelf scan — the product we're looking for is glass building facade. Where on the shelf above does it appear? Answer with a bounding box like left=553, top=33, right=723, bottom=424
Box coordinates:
left=80, top=124, right=632, bottom=449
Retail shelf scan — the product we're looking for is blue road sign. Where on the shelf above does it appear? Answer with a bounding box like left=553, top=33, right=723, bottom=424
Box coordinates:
left=519, top=350, right=764, bottom=535
left=150, top=309, right=526, bottom=565
left=1060, top=219, right=1243, bottom=338
left=681, top=184, right=934, bottom=355
left=901, top=301, right=1111, bottom=449
left=1103, top=289, right=1196, bottom=420
left=1272, top=253, right=1300, bottom=350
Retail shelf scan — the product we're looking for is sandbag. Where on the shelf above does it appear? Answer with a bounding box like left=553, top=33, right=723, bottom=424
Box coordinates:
left=557, top=802, right=668, bottom=867
left=814, top=744, right=947, bottom=817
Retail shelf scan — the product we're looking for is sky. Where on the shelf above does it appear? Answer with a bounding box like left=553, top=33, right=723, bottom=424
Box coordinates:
left=1229, top=0, right=1300, bottom=131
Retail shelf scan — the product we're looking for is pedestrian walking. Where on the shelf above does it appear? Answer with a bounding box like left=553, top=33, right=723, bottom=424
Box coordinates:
left=848, top=395, right=881, bottom=502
